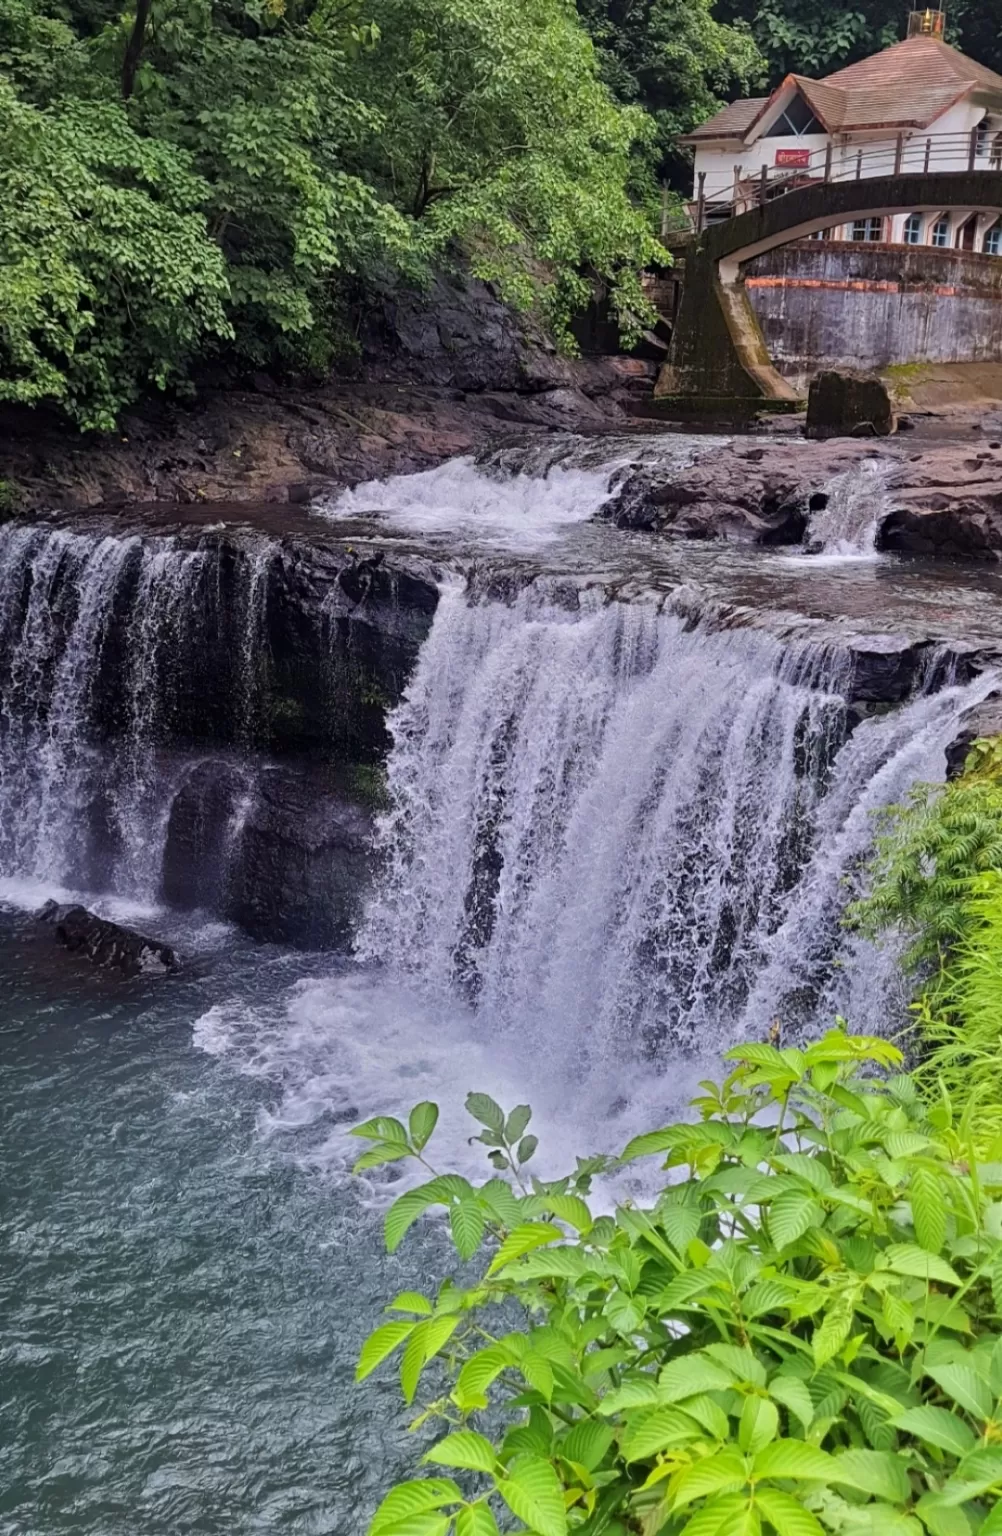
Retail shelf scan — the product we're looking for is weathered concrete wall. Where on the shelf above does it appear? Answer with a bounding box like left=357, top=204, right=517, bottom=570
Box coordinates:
left=745, top=241, right=1002, bottom=386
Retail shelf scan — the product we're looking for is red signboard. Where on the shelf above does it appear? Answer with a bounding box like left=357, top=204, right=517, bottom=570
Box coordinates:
left=775, top=148, right=811, bottom=167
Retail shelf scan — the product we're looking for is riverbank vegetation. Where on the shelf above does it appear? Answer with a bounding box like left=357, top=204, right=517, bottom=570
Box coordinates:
left=852, top=737, right=1002, bottom=1153
left=2, top=0, right=707, bottom=432
left=352, top=1030, right=1002, bottom=1534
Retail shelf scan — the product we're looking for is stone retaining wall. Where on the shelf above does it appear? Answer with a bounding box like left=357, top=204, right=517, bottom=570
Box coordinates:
left=745, top=241, right=1002, bottom=387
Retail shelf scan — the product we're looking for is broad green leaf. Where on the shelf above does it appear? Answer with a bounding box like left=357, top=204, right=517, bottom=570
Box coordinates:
left=466, top=1094, right=504, bottom=1133
left=753, top=1488, right=824, bottom=1536
left=768, top=1376, right=814, bottom=1431
left=455, top=1345, right=513, bottom=1408
left=351, top=1115, right=409, bottom=1144
left=355, top=1142, right=414, bottom=1172
left=753, top=1440, right=835, bottom=1481
left=978, top=1499, right=1002, bottom=1535
left=604, top=1290, right=645, bottom=1335
left=486, top=1222, right=564, bottom=1276
left=540, top=1194, right=593, bottom=1232
left=424, top=1431, right=497, bottom=1474
left=620, top=1127, right=677, bottom=1163
left=704, top=1344, right=767, bottom=1388
left=388, top=1292, right=433, bottom=1316
left=914, top=1497, right=976, bottom=1536
left=884, top=1246, right=961, bottom=1286
left=670, top=1447, right=748, bottom=1509
left=596, top=1379, right=661, bottom=1415
left=409, top=1102, right=439, bottom=1151
left=679, top=1495, right=754, bottom=1536
left=385, top=1176, right=474, bottom=1254
left=892, top=1406, right=976, bottom=1456
left=369, top=1479, right=463, bottom=1535
left=812, top=1299, right=855, bottom=1367
left=496, top=1456, right=567, bottom=1536
left=455, top=1504, right=500, bottom=1536
left=924, top=1361, right=993, bottom=1420
left=743, top=1279, right=800, bottom=1318
left=450, top=1196, right=486, bottom=1260
left=739, top=1396, right=779, bottom=1454
left=559, top=1419, right=613, bottom=1472
left=658, top=1201, right=704, bottom=1256
left=910, top=1167, right=946, bottom=1255
left=680, top=1394, right=731, bottom=1440
left=772, top=1154, right=833, bottom=1193
left=769, top=1191, right=821, bottom=1250
left=357, top=1321, right=415, bottom=1381
left=516, top=1249, right=598, bottom=1282
left=368, top=1517, right=450, bottom=1536
left=477, top=1179, right=521, bottom=1228
left=659, top=1355, right=735, bottom=1401
left=517, top=1135, right=538, bottom=1165
left=934, top=1445, right=1002, bottom=1504
left=400, top=1316, right=460, bottom=1405
left=831, top=1449, right=911, bottom=1504
left=621, top=1407, right=703, bottom=1461
left=504, top=1105, right=531, bottom=1142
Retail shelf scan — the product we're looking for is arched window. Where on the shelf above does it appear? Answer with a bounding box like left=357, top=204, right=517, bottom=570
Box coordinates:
left=903, top=213, right=923, bottom=244
left=930, top=217, right=950, bottom=247
left=984, top=223, right=1002, bottom=255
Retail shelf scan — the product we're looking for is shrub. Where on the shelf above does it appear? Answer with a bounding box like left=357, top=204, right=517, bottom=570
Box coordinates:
left=850, top=742, right=1002, bottom=1150
left=352, top=1029, right=1002, bottom=1536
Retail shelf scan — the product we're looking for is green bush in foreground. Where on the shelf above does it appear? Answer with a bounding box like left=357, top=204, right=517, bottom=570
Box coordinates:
left=352, top=1030, right=1002, bottom=1536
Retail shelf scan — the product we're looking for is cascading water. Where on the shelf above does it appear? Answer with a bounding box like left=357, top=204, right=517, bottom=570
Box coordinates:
left=360, top=584, right=996, bottom=1055
left=0, top=525, right=281, bottom=914
left=805, top=458, right=892, bottom=558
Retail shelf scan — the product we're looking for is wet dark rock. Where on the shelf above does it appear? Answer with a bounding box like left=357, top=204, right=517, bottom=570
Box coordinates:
left=227, top=768, right=373, bottom=949
left=36, top=900, right=177, bottom=976
left=806, top=370, right=895, bottom=441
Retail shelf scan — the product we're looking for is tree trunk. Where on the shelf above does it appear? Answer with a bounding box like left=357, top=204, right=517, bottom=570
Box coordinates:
left=122, top=0, right=152, bottom=100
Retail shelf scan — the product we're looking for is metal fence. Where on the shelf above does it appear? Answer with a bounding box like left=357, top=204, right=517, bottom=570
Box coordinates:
left=693, top=127, right=1002, bottom=229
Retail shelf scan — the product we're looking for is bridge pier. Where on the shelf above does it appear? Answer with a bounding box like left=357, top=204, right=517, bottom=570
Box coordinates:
left=658, top=170, right=1002, bottom=406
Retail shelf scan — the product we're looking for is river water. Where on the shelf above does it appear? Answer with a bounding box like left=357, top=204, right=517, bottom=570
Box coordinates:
left=3, top=434, right=1002, bottom=1534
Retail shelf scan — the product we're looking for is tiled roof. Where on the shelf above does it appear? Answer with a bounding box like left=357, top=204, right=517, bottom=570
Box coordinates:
left=681, top=98, right=768, bottom=141
left=684, top=36, right=1002, bottom=144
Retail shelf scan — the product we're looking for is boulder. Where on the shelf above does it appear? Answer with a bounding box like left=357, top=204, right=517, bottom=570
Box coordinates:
left=806, top=371, right=895, bottom=441
left=36, top=900, right=177, bottom=975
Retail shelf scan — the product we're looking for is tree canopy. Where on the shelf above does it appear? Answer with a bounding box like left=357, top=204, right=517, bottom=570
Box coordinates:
left=0, top=0, right=675, bottom=429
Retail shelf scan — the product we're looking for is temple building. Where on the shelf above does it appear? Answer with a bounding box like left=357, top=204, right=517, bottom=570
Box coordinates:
left=680, top=10, right=1002, bottom=251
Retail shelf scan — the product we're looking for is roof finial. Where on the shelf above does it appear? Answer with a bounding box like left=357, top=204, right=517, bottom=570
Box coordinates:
left=907, top=8, right=946, bottom=37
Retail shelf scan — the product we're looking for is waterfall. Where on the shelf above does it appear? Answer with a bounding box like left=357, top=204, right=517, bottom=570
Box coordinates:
left=361, top=585, right=996, bottom=1051
left=0, top=525, right=269, bottom=912
left=805, top=459, right=892, bottom=558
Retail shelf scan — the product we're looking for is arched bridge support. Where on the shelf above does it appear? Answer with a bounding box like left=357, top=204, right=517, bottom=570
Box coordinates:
left=657, top=171, right=1002, bottom=403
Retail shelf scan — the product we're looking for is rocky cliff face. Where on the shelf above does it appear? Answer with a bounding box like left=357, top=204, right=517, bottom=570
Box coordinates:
left=1, top=272, right=653, bottom=514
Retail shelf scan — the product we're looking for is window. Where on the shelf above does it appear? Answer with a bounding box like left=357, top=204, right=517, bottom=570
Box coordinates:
left=930, top=216, right=949, bottom=247
left=903, top=213, right=923, bottom=244
left=770, top=92, right=825, bottom=137
left=851, top=217, right=883, bottom=241
left=985, top=223, right=1002, bottom=255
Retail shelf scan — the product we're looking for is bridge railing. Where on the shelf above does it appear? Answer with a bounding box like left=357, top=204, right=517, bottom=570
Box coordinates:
left=692, top=127, right=1002, bottom=229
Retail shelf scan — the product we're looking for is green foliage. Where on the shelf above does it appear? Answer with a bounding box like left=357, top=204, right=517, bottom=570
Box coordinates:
left=714, top=0, right=1002, bottom=90
left=342, top=0, right=667, bottom=343
left=353, top=1029, right=1002, bottom=1536
left=577, top=0, right=764, bottom=193
left=0, top=0, right=667, bottom=428
left=851, top=741, right=1002, bottom=1150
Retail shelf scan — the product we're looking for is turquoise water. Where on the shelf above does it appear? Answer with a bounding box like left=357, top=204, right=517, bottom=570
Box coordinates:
left=0, top=921, right=436, bottom=1536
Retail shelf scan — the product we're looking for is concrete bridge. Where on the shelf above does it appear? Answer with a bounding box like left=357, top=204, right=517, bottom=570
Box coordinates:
left=659, top=170, right=1002, bottom=404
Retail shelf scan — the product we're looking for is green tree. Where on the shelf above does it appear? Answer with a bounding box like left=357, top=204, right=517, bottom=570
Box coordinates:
left=577, top=0, right=764, bottom=194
